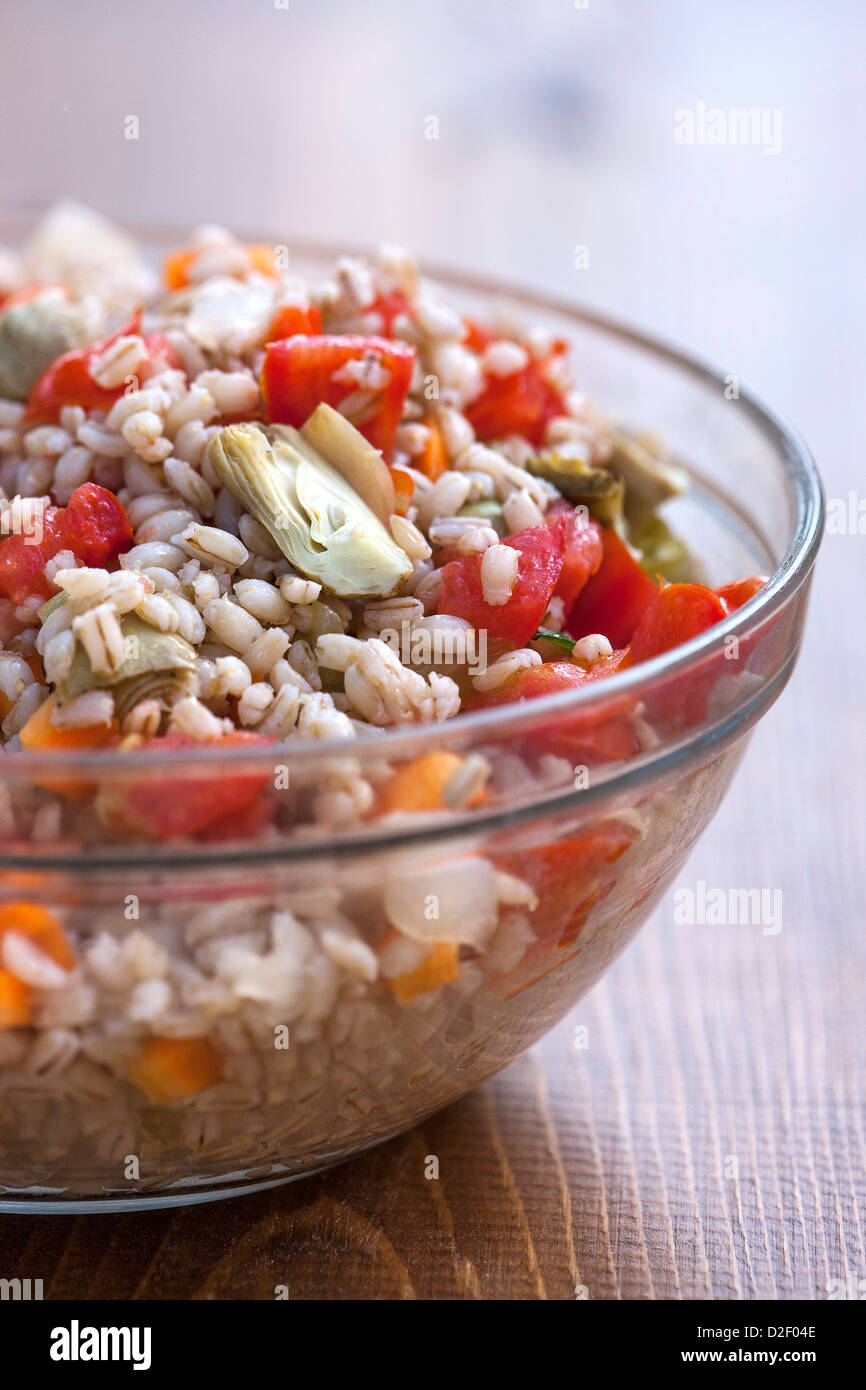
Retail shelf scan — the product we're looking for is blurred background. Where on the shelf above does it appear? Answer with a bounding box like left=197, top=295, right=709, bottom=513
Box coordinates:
left=1, top=0, right=862, bottom=1293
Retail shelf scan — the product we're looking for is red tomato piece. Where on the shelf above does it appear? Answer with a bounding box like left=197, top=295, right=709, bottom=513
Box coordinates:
left=261, top=334, right=415, bottom=458
left=548, top=504, right=603, bottom=610
left=501, top=821, right=636, bottom=950
left=465, top=654, right=637, bottom=766
left=438, top=521, right=564, bottom=645
left=629, top=583, right=727, bottom=665
left=98, top=732, right=272, bottom=840
left=266, top=303, right=323, bottom=341
left=465, top=350, right=568, bottom=447
left=26, top=313, right=181, bottom=423
left=566, top=527, right=659, bottom=648
left=62, top=482, right=133, bottom=567
left=0, top=483, right=133, bottom=605
left=715, top=575, right=767, bottom=614
left=0, top=507, right=68, bottom=604
left=365, top=290, right=411, bottom=336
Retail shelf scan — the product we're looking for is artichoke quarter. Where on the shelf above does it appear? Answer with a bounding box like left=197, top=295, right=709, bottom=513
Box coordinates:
left=207, top=421, right=413, bottom=599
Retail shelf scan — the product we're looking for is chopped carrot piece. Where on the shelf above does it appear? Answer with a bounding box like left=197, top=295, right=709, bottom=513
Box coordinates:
left=246, top=243, right=279, bottom=279
left=390, top=465, right=414, bottom=515
left=0, top=691, right=10, bottom=722
left=0, top=901, right=75, bottom=971
left=19, top=694, right=117, bottom=752
left=18, top=694, right=118, bottom=797
left=388, top=941, right=460, bottom=1004
left=163, top=248, right=197, bottom=291
left=418, top=418, right=448, bottom=481
left=376, top=751, right=484, bottom=816
left=0, top=969, right=31, bottom=1028
left=164, top=243, right=278, bottom=291
left=128, top=1037, right=224, bottom=1103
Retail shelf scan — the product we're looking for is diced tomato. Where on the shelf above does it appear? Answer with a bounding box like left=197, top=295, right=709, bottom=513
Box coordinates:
left=266, top=303, right=323, bottom=341
left=465, top=653, right=628, bottom=711
left=365, top=290, right=411, bottom=337
left=566, top=527, right=659, bottom=648
left=715, top=575, right=767, bottom=614
left=25, top=312, right=181, bottom=423
left=465, top=654, right=637, bottom=764
left=548, top=504, right=603, bottom=610
left=465, top=347, right=569, bottom=447
left=0, top=507, right=68, bottom=604
left=498, top=821, right=636, bottom=950
left=438, top=521, right=564, bottom=645
left=63, top=482, right=133, bottom=567
left=629, top=583, right=727, bottom=665
left=261, top=334, right=415, bottom=458
left=95, top=731, right=272, bottom=840
left=462, top=317, right=495, bottom=353
left=0, top=483, right=132, bottom=605
left=628, top=582, right=729, bottom=728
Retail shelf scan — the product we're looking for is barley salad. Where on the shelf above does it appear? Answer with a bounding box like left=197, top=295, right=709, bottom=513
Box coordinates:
left=0, top=206, right=769, bottom=1198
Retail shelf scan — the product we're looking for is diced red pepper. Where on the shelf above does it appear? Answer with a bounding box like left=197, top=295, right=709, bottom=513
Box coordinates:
left=629, top=583, right=727, bottom=665
left=462, top=317, right=495, bottom=353
left=96, top=732, right=272, bottom=840
left=26, top=312, right=181, bottom=423
left=715, top=575, right=767, bottom=614
left=566, top=527, right=659, bottom=648
left=0, top=483, right=132, bottom=605
left=266, top=303, right=323, bottom=341
left=261, top=334, right=415, bottom=458
left=438, top=521, right=564, bottom=645
left=465, top=347, right=569, bottom=447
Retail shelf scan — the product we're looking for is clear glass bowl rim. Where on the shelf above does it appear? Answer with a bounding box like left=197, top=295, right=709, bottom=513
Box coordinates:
left=0, top=234, right=824, bottom=864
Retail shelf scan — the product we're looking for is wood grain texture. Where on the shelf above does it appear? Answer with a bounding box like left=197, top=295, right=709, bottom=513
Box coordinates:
left=0, top=0, right=863, bottom=1301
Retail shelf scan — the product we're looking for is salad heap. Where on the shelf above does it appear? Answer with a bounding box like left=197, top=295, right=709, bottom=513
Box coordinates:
left=0, top=209, right=771, bottom=1181
left=0, top=204, right=765, bottom=848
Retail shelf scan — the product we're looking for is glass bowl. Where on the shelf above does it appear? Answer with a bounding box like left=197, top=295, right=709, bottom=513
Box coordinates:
left=0, top=238, right=823, bottom=1210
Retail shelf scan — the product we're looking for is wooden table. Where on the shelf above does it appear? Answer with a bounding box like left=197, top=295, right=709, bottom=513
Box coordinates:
left=1, top=0, right=863, bottom=1301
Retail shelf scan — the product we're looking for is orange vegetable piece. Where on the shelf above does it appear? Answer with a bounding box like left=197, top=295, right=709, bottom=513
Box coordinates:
left=376, top=752, right=484, bottom=816
left=418, top=418, right=448, bottom=481
left=0, top=969, right=31, bottom=1028
left=164, top=243, right=278, bottom=291
left=163, top=248, right=197, bottom=291
left=390, top=465, right=414, bottom=515
left=246, top=243, right=279, bottom=278
left=18, top=694, right=118, bottom=798
left=128, top=1037, right=224, bottom=1103
left=387, top=941, right=460, bottom=1004
left=0, top=901, right=75, bottom=971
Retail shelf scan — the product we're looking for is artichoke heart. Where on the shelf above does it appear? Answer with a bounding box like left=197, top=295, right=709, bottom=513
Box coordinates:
left=300, top=403, right=395, bottom=525
left=207, top=422, right=413, bottom=599
left=0, top=293, right=87, bottom=401
left=56, top=613, right=197, bottom=706
left=526, top=451, right=625, bottom=530
left=607, top=431, right=687, bottom=525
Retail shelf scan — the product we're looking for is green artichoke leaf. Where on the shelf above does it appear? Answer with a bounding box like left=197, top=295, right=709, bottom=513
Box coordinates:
left=208, top=422, right=413, bottom=599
